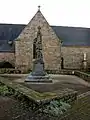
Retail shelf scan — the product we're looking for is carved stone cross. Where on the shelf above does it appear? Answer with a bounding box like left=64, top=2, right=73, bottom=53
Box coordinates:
left=38, top=5, right=41, bottom=11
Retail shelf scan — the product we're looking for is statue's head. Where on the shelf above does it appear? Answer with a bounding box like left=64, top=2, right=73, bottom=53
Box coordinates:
left=38, top=26, right=41, bottom=30
left=37, top=26, right=41, bottom=35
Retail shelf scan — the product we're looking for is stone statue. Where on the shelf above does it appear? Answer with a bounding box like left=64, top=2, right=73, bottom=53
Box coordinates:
left=34, top=26, right=43, bottom=61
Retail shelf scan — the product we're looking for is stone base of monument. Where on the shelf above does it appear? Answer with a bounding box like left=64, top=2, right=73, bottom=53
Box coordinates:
left=25, top=59, right=52, bottom=83
left=25, top=75, right=52, bottom=83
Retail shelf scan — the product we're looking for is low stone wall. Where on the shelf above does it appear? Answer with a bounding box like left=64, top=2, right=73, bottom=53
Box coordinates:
left=0, top=68, right=21, bottom=74
left=0, top=68, right=74, bottom=74
left=0, top=53, right=15, bottom=66
left=46, top=69, right=74, bottom=75
left=74, top=71, right=90, bottom=82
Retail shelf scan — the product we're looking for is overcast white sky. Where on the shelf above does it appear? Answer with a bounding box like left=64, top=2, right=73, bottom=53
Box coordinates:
left=0, top=0, right=90, bottom=28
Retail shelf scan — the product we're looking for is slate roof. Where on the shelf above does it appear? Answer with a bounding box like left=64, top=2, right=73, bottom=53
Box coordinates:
left=0, top=40, right=15, bottom=52
left=52, top=26, right=90, bottom=46
left=0, top=23, right=90, bottom=52
left=0, top=24, right=25, bottom=52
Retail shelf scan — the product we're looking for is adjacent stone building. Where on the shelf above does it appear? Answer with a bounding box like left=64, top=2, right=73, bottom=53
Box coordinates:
left=0, top=7, right=90, bottom=72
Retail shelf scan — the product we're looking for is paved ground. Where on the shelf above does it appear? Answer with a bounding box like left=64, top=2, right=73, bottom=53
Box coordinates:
left=22, top=75, right=90, bottom=95
left=3, top=74, right=90, bottom=94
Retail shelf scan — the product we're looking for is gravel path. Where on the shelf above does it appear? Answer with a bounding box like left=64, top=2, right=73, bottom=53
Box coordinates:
left=0, top=96, right=33, bottom=120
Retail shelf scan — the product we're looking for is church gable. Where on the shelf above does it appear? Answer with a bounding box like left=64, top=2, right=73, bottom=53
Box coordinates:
left=15, top=7, right=61, bottom=72
left=17, top=8, right=61, bottom=45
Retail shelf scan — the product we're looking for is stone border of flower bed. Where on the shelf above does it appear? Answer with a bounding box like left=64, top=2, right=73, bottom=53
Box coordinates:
left=74, top=71, right=90, bottom=82
left=0, top=77, right=77, bottom=107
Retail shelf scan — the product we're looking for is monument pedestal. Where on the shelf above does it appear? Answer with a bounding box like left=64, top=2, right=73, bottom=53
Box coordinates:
left=25, top=59, right=52, bottom=83
left=25, top=75, right=52, bottom=83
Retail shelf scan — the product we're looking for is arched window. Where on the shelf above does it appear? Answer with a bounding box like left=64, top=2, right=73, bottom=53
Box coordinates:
left=33, top=38, right=37, bottom=59
left=61, top=57, right=64, bottom=69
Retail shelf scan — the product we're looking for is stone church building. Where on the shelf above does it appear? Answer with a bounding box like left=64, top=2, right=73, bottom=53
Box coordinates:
left=0, top=7, right=90, bottom=72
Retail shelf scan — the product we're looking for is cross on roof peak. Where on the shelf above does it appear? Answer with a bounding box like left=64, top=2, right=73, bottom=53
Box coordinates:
left=38, top=5, right=41, bottom=11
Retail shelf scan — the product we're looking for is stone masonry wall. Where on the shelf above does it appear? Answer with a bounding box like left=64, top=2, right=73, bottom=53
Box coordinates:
left=62, top=46, right=90, bottom=69
left=0, top=53, right=15, bottom=66
left=15, top=10, right=61, bottom=72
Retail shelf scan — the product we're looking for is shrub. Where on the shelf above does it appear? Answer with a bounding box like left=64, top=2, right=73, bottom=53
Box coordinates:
left=0, top=85, right=10, bottom=96
left=39, top=100, right=71, bottom=117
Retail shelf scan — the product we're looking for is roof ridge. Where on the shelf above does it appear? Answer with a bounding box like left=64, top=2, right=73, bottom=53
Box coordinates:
left=0, top=23, right=26, bottom=26
left=51, top=25, right=90, bottom=29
